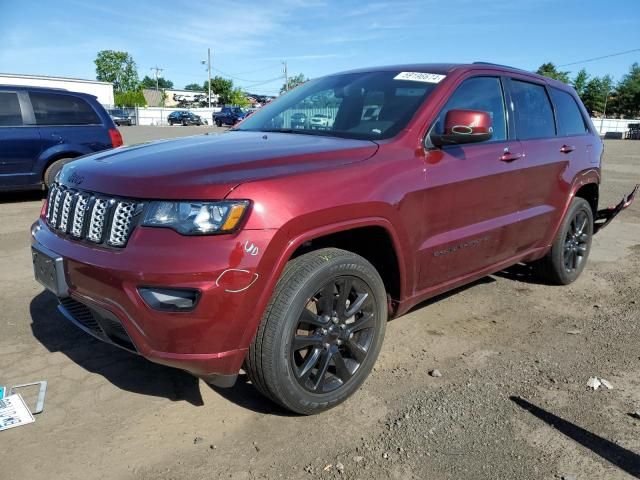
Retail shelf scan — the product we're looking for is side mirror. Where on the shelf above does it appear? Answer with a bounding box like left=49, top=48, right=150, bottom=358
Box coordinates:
left=430, top=109, right=493, bottom=147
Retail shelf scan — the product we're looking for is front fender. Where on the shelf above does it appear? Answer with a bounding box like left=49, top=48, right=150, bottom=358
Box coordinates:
left=235, top=216, right=408, bottom=351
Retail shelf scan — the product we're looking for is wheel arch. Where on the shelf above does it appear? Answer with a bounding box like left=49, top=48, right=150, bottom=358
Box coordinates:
left=237, top=218, right=407, bottom=352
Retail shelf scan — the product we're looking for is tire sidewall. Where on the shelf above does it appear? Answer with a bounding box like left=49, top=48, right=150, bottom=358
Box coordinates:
left=551, top=198, right=594, bottom=284
left=268, top=255, right=387, bottom=413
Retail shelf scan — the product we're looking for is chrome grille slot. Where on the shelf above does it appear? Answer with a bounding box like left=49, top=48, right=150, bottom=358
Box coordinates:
left=71, top=193, right=89, bottom=238
left=45, top=182, right=140, bottom=248
left=108, top=201, right=136, bottom=247
left=50, top=187, right=64, bottom=227
left=58, top=190, right=74, bottom=233
left=87, top=198, right=109, bottom=243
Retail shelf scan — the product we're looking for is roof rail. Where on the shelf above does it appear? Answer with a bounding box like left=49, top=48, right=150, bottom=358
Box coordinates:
left=472, top=61, right=528, bottom=72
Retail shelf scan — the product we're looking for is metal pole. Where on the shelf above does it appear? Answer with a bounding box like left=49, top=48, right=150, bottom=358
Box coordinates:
left=600, top=87, right=610, bottom=135
left=283, top=61, right=288, bottom=92
left=208, top=48, right=212, bottom=108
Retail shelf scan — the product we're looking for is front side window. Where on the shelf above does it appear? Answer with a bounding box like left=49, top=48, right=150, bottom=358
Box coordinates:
left=510, top=80, right=555, bottom=140
left=236, top=70, right=441, bottom=140
left=550, top=88, right=588, bottom=136
left=30, top=93, right=101, bottom=126
left=0, top=92, right=23, bottom=126
left=432, top=76, right=507, bottom=142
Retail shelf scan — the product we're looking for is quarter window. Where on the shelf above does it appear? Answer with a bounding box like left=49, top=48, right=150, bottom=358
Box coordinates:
left=30, top=93, right=101, bottom=126
left=550, top=88, right=588, bottom=136
left=510, top=80, right=555, bottom=139
left=434, top=76, right=507, bottom=142
left=0, top=92, right=23, bottom=126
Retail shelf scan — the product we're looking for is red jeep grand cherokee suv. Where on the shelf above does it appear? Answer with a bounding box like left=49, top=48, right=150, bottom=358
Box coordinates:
left=31, top=63, right=637, bottom=414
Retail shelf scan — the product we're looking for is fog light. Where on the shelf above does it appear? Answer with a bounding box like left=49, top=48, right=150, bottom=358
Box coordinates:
left=138, top=287, right=200, bottom=312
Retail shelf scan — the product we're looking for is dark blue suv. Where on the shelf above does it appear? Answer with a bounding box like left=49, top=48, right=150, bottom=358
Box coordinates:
left=0, top=85, right=122, bottom=191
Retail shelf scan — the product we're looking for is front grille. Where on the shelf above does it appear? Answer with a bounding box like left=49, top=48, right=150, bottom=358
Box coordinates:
left=45, top=183, right=143, bottom=248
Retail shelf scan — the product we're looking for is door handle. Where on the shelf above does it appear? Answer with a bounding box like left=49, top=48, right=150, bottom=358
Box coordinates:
left=499, top=151, right=523, bottom=162
left=560, top=144, right=575, bottom=154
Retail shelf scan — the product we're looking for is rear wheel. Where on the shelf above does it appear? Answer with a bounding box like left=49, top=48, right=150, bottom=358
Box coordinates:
left=216, top=119, right=222, bottom=127
left=534, top=197, right=593, bottom=285
left=245, top=248, right=387, bottom=415
left=44, top=157, right=74, bottom=188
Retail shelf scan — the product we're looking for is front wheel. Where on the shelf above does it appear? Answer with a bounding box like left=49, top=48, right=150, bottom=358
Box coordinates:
left=215, top=119, right=222, bottom=127
left=534, top=197, right=593, bottom=285
left=245, top=248, right=387, bottom=415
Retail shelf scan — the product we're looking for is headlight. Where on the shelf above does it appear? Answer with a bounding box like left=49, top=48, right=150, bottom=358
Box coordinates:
left=142, top=200, right=249, bottom=235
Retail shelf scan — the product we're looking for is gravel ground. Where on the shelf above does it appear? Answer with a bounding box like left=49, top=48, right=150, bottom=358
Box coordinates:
left=0, top=138, right=638, bottom=480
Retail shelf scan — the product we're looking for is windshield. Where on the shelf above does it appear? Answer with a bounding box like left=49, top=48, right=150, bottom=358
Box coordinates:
left=235, top=70, right=442, bottom=140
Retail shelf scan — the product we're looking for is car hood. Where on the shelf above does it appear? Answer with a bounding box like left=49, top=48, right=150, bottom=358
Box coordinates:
left=59, top=131, right=378, bottom=199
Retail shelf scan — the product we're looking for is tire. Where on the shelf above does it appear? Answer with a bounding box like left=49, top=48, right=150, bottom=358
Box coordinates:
left=182, top=120, right=187, bottom=126
left=534, top=197, right=593, bottom=285
left=216, top=120, right=222, bottom=127
left=44, top=157, right=74, bottom=188
left=245, top=248, right=387, bottom=415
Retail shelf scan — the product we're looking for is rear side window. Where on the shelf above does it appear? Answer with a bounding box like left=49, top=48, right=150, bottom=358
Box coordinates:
left=434, top=76, right=507, bottom=142
left=550, top=88, right=588, bottom=136
left=510, top=80, right=555, bottom=139
left=30, top=92, right=101, bottom=126
left=0, top=92, right=23, bottom=126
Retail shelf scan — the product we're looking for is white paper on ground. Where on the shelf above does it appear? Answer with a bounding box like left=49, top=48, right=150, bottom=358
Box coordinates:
left=0, top=394, right=35, bottom=431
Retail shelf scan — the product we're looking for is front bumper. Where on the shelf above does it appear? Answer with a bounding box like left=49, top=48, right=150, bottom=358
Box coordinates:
left=31, top=218, right=278, bottom=381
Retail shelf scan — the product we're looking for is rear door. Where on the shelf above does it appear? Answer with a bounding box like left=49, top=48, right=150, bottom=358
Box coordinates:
left=507, top=78, right=585, bottom=251
left=0, top=90, right=42, bottom=188
left=418, top=75, right=525, bottom=290
left=30, top=92, right=110, bottom=160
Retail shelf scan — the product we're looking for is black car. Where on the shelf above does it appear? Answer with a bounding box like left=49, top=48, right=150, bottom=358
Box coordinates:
left=290, top=112, right=307, bottom=129
left=0, top=85, right=122, bottom=191
left=213, top=107, right=247, bottom=126
left=167, top=111, right=206, bottom=126
left=109, top=109, right=134, bottom=126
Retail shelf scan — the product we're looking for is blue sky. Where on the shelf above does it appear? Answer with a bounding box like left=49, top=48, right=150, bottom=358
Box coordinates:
left=1, top=0, right=639, bottom=94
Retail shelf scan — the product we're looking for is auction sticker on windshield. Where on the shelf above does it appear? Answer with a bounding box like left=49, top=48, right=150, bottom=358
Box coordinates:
left=394, top=72, right=446, bottom=83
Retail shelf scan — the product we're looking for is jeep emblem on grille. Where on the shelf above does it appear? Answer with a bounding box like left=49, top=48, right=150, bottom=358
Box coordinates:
left=68, top=172, right=85, bottom=185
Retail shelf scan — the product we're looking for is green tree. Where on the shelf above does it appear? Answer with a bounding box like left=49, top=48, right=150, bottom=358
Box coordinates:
left=281, top=73, right=307, bottom=94
left=140, top=75, right=173, bottom=89
left=184, top=83, right=203, bottom=91
left=114, top=89, right=146, bottom=107
left=205, top=76, right=234, bottom=104
left=94, top=50, right=139, bottom=93
left=572, top=69, right=589, bottom=98
left=229, top=88, right=250, bottom=107
left=536, top=62, right=570, bottom=84
left=614, top=62, right=640, bottom=118
left=582, top=75, right=613, bottom=116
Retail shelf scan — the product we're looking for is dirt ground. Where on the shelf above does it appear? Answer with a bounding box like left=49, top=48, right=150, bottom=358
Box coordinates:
left=1, top=137, right=639, bottom=480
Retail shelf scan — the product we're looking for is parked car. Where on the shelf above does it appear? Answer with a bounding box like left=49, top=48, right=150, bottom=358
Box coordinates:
left=214, top=106, right=246, bottom=126
left=109, top=109, right=133, bottom=126
left=0, top=85, right=122, bottom=191
left=290, top=112, right=307, bottom=129
left=309, top=113, right=333, bottom=129
left=32, top=63, right=638, bottom=415
left=167, top=111, right=206, bottom=126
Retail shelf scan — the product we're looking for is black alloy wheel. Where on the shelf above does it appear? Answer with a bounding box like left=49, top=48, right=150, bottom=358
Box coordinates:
left=244, top=248, right=387, bottom=414
left=291, top=276, right=376, bottom=394
left=563, top=209, right=590, bottom=273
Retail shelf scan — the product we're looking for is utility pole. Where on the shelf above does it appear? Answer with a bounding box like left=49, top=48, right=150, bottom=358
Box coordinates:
left=201, top=48, right=212, bottom=107
left=282, top=60, right=288, bottom=93
left=150, top=66, right=163, bottom=91
left=600, top=85, right=610, bottom=135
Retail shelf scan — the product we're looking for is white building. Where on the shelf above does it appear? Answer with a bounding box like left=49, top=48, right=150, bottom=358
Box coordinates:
left=0, top=73, right=114, bottom=105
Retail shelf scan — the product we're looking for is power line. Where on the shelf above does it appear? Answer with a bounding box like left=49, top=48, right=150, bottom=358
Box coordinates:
left=558, top=48, right=640, bottom=67
left=211, top=67, right=280, bottom=83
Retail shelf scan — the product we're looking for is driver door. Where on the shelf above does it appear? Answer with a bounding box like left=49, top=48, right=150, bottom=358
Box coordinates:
left=417, top=75, right=524, bottom=290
